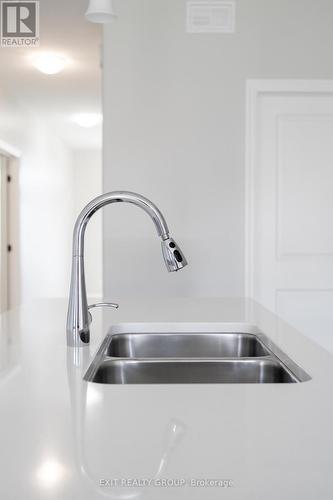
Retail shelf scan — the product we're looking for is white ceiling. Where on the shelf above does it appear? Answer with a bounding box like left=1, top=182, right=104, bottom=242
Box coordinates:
left=0, top=0, right=102, bottom=150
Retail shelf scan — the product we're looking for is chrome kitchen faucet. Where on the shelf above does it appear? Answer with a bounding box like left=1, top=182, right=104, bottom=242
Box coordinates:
left=66, top=191, right=187, bottom=347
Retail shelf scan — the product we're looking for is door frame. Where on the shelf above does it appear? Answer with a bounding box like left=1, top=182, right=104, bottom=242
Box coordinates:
left=245, top=79, right=333, bottom=300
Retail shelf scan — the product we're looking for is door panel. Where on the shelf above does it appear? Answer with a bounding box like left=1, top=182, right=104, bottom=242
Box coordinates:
left=278, top=116, right=333, bottom=257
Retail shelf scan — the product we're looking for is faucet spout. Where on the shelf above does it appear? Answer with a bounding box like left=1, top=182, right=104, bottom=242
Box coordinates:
left=66, top=191, right=187, bottom=347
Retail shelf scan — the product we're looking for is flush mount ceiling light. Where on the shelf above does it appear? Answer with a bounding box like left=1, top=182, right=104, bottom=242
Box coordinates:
left=32, top=52, right=68, bottom=75
left=71, top=113, right=103, bottom=128
left=85, top=0, right=117, bottom=23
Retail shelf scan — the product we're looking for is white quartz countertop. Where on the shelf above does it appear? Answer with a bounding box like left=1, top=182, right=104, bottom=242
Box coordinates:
left=0, top=298, right=332, bottom=500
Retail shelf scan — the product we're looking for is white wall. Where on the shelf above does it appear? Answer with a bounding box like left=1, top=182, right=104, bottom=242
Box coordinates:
left=0, top=86, right=74, bottom=303
left=72, top=149, right=103, bottom=299
left=103, top=0, right=333, bottom=300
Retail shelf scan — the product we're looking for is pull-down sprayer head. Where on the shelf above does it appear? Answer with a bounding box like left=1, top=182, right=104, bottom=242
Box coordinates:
left=161, top=237, right=188, bottom=272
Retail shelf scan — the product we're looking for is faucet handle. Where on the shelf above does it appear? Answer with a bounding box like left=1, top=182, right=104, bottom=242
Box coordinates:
left=88, top=302, right=119, bottom=310
left=88, top=302, right=119, bottom=324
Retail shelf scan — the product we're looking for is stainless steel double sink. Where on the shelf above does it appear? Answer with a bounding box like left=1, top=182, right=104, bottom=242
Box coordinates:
left=85, top=328, right=311, bottom=385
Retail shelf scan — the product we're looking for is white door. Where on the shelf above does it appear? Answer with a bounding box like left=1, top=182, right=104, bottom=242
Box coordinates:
left=0, top=153, right=20, bottom=312
left=246, top=80, right=333, bottom=351
left=0, top=154, right=9, bottom=312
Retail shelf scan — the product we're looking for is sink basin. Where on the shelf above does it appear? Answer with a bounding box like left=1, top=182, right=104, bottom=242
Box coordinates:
left=84, top=324, right=311, bottom=384
left=90, top=358, right=298, bottom=384
left=106, top=333, right=270, bottom=358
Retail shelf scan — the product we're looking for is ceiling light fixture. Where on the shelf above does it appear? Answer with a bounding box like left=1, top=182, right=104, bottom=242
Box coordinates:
left=71, top=113, right=103, bottom=128
left=85, top=0, right=117, bottom=24
left=32, top=53, right=68, bottom=75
